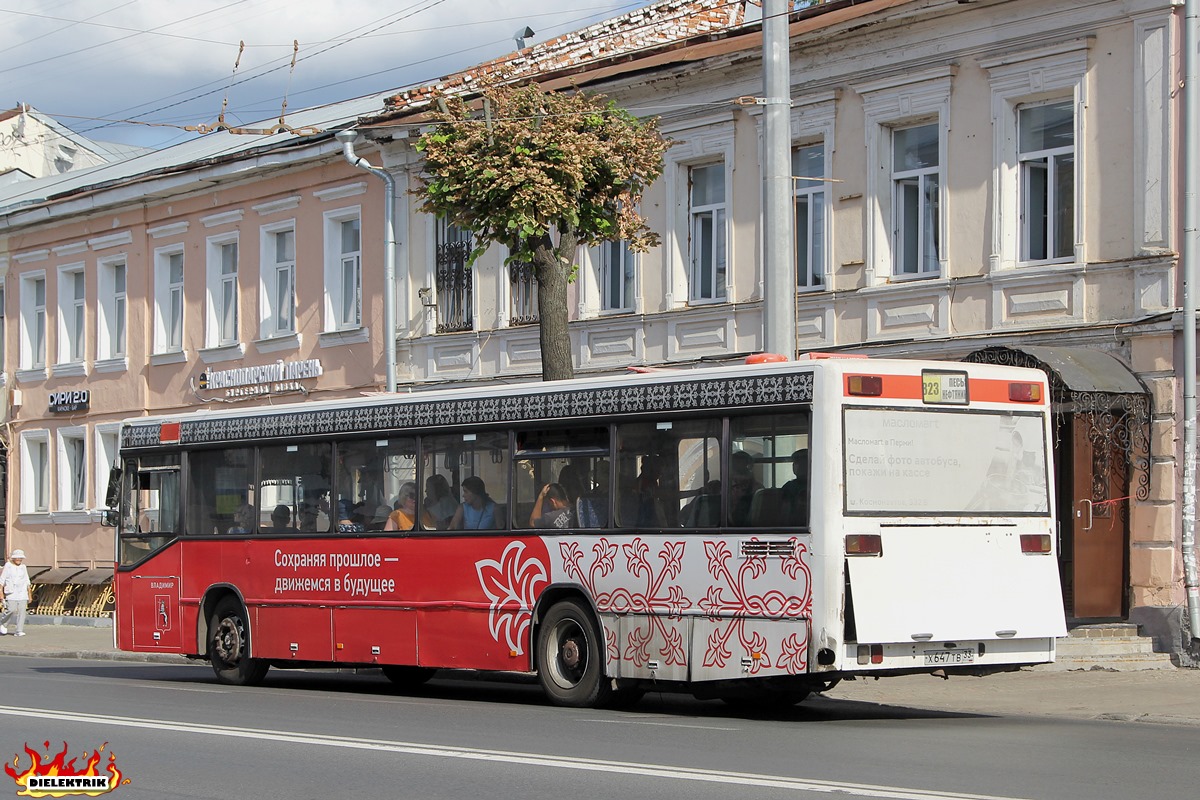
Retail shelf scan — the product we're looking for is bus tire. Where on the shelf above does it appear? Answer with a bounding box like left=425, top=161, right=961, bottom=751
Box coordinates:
left=381, top=665, right=436, bottom=690
left=208, top=597, right=269, bottom=686
left=537, top=599, right=611, bottom=708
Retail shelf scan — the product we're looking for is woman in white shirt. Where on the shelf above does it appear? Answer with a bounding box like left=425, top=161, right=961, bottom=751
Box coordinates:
left=0, top=550, right=31, bottom=636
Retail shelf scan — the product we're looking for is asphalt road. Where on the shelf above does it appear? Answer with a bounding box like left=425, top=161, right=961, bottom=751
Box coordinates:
left=0, top=655, right=1193, bottom=800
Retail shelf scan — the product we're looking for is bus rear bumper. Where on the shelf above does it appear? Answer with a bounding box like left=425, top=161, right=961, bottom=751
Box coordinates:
left=837, top=636, right=1056, bottom=675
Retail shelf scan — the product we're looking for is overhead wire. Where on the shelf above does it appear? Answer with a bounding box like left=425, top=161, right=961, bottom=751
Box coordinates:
left=0, top=0, right=747, bottom=200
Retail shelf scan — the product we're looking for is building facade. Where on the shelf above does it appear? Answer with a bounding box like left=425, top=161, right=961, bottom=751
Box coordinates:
left=0, top=0, right=1193, bottom=654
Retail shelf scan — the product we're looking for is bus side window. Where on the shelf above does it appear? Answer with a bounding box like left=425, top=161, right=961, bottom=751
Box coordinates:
left=731, top=412, right=811, bottom=528
left=615, top=419, right=720, bottom=529
left=187, top=447, right=254, bottom=535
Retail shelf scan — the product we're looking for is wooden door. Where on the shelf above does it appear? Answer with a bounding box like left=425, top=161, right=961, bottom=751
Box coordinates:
left=1069, top=416, right=1127, bottom=619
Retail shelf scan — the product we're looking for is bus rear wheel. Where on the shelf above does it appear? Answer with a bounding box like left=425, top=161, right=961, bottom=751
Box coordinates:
left=537, top=599, right=610, bottom=708
left=209, top=597, right=269, bottom=686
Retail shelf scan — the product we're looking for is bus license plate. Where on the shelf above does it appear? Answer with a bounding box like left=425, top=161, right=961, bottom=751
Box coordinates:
left=924, top=649, right=975, bottom=666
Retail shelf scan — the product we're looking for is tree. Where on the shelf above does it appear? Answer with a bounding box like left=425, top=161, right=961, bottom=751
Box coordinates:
left=413, top=83, right=671, bottom=381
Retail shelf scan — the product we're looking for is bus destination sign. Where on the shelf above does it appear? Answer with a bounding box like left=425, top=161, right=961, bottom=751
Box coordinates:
left=921, top=370, right=968, bottom=405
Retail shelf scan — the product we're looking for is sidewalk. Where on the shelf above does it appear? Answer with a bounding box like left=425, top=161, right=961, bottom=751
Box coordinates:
left=2, top=619, right=1198, bottom=724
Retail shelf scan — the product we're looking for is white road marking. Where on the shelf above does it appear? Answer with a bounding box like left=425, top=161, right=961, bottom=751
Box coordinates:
left=0, top=705, right=1035, bottom=800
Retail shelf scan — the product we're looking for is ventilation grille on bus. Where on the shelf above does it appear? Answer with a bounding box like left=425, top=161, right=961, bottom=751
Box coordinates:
left=740, top=539, right=796, bottom=559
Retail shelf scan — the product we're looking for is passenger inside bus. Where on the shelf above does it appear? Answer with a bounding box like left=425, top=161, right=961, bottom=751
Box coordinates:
left=385, top=483, right=436, bottom=531
left=529, top=482, right=573, bottom=529
left=729, top=450, right=763, bottom=527
left=264, top=504, right=295, bottom=533
left=576, top=462, right=609, bottom=528
left=228, top=504, right=255, bottom=535
left=423, top=475, right=458, bottom=529
left=449, top=476, right=500, bottom=530
left=780, top=449, right=810, bottom=524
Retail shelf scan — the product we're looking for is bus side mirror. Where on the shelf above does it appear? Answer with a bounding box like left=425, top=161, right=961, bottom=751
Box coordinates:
left=104, top=465, right=122, bottom=508
left=100, top=509, right=118, bottom=528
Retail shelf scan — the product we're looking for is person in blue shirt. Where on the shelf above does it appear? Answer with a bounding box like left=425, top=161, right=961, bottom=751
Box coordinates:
left=449, top=476, right=499, bottom=530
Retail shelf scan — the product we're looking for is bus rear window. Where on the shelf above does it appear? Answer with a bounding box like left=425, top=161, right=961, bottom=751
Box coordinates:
left=843, top=407, right=1049, bottom=515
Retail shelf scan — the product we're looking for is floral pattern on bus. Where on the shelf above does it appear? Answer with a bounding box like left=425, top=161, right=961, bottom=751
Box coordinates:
left=557, top=536, right=813, bottom=674
left=699, top=539, right=812, bottom=674
left=475, top=541, right=548, bottom=656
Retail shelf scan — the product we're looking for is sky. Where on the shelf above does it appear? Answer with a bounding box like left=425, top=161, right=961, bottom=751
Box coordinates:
left=0, top=0, right=645, bottom=150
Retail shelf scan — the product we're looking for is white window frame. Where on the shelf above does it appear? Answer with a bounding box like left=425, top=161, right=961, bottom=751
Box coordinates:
left=323, top=207, right=362, bottom=332
left=56, top=264, right=87, bottom=365
left=153, top=244, right=186, bottom=354
left=793, top=142, right=828, bottom=291
left=259, top=221, right=297, bottom=340
left=205, top=233, right=240, bottom=348
left=890, top=123, right=941, bottom=278
left=95, top=423, right=121, bottom=511
left=58, top=426, right=87, bottom=512
left=96, top=255, right=127, bottom=362
left=19, top=271, right=47, bottom=371
left=856, top=67, right=953, bottom=285
left=1018, top=100, right=1075, bottom=264
left=663, top=115, right=735, bottom=309
left=687, top=161, right=728, bottom=303
left=983, top=43, right=1087, bottom=271
left=20, top=429, right=50, bottom=514
left=599, top=239, right=637, bottom=313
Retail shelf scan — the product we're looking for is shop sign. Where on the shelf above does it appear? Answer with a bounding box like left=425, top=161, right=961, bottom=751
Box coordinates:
left=48, top=390, right=90, bottom=413
left=198, top=358, right=323, bottom=399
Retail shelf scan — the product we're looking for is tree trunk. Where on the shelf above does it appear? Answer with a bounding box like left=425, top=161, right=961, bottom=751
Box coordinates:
left=532, top=231, right=578, bottom=381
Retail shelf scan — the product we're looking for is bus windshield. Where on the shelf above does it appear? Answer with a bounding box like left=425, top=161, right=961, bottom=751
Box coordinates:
left=843, top=407, right=1049, bottom=515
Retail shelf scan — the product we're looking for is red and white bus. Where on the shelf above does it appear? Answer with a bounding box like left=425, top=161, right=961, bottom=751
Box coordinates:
left=111, top=355, right=1066, bottom=708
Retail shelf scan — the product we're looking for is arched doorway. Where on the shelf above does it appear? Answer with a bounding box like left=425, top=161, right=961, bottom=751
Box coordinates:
left=965, top=346, right=1150, bottom=622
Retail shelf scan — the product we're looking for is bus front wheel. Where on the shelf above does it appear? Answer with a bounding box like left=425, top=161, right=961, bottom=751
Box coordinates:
left=208, top=597, right=269, bottom=686
left=537, top=599, right=610, bottom=708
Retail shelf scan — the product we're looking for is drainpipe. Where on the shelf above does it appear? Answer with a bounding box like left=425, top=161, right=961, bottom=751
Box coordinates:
left=1183, top=0, right=1200, bottom=642
left=336, top=129, right=397, bottom=394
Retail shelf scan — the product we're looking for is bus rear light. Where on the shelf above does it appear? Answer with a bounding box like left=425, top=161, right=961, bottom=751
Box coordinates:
left=847, top=375, right=883, bottom=396
left=1008, top=382, right=1043, bottom=403
left=1020, top=534, right=1052, bottom=554
left=845, top=534, right=883, bottom=556
left=855, top=644, right=884, bottom=664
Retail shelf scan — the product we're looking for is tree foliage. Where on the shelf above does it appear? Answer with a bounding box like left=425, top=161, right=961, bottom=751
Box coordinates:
left=413, top=83, right=671, bottom=380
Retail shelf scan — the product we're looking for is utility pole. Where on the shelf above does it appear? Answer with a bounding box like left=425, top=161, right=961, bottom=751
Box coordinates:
left=762, top=0, right=795, bottom=359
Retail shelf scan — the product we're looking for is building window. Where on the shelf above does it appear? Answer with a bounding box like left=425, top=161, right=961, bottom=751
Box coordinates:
left=96, top=425, right=120, bottom=508
left=793, top=144, right=826, bottom=290
left=435, top=218, right=473, bottom=333
left=154, top=247, right=185, bottom=353
left=20, top=274, right=46, bottom=370
left=97, top=258, right=126, bottom=359
left=259, top=223, right=296, bottom=339
left=59, top=429, right=86, bottom=511
left=509, top=262, right=539, bottom=326
left=21, top=430, right=50, bottom=513
left=58, top=267, right=86, bottom=364
left=600, top=240, right=635, bottom=311
left=206, top=236, right=239, bottom=348
left=892, top=123, right=940, bottom=277
left=1019, top=100, right=1074, bottom=262
left=689, top=163, right=727, bottom=301
left=324, top=210, right=362, bottom=331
